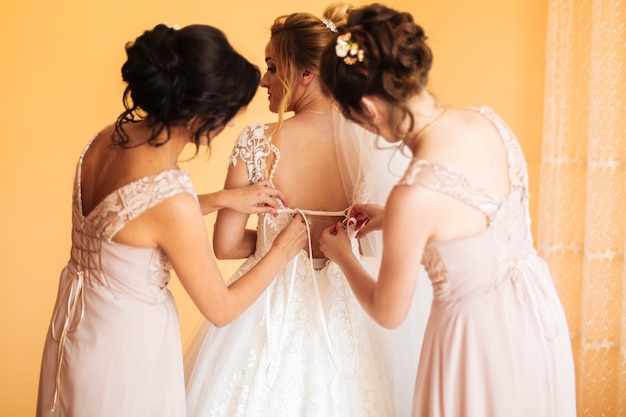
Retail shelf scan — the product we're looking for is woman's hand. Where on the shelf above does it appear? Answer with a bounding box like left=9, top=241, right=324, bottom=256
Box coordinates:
left=348, top=204, right=385, bottom=239
left=199, top=180, right=288, bottom=215
left=319, top=222, right=354, bottom=267
left=270, top=214, right=309, bottom=262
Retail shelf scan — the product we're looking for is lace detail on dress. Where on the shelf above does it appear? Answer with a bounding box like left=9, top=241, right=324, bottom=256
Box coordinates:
left=398, top=159, right=501, bottom=220
left=421, top=244, right=451, bottom=298
left=86, top=170, right=197, bottom=241
left=199, top=206, right=394, bottom=417
left=204, top=261, right=393, bottom=417
left=230, top=124, right=280, bottom=184
left=395, top=106, right=534, bottom=221
left=147, top=247, right=173, bottom=289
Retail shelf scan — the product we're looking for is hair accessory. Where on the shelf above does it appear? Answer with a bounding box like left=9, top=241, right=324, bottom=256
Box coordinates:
left=320, top=17, right=337, bottom=33
left=335, top=32, right=364, bottom=65
left=163, top=21, right=181, bottom=30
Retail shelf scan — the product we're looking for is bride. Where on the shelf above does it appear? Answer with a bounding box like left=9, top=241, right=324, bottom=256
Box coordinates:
left=184, top=5, right=429, bottom=417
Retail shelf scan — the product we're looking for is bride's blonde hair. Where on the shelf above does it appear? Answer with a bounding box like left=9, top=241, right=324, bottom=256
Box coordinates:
left=268, top=3, right=352, bottom=130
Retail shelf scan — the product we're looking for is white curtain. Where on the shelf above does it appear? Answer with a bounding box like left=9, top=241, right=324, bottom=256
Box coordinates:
left=538, top=1, right=626, bottom=415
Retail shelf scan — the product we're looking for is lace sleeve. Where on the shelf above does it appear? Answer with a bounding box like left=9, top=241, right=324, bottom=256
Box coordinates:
left=229, top=123, right=273, bottom=184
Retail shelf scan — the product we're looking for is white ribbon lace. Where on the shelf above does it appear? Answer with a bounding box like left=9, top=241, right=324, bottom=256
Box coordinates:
left=50, top=270, right=85, bottom=411
left=262, top=207, right=360, bottom=382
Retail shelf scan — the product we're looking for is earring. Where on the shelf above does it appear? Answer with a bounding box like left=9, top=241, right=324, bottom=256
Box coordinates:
left=373, top=117, right=380, bottom=125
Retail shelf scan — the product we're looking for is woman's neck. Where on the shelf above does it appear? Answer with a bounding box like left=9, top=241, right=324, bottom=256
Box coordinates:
left=403, top=91, right=446, bottom=152
left=291, top=76, right=334, bottom=115
left=127, top=121, right=191, bottom=166
left=407, top=91, right=440, bottom=123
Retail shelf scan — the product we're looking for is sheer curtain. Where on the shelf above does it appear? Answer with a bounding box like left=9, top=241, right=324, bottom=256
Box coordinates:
left=538, top=1, right=626, bottom=415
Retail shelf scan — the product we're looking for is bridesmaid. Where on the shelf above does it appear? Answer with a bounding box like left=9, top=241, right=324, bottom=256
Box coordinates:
left=36, top=23, right=306, bottom=417
left=319, top=4, right=577, bottom=417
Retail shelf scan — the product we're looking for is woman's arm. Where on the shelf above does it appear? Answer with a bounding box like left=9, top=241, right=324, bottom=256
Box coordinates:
left=152, top=192, right=306, bottom=327
left=320, top=185, right=435, bottom=328
left=197, top=180, right=288, bottom=216
left=212, top=159, right=262, bottom=259
left=213, top=123, right=282, bottom=259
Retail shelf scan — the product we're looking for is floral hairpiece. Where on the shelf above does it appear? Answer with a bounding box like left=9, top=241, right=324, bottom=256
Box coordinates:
left=335, top=32, right=364, bottom=65
left=320, top=17, right=337, bottom=33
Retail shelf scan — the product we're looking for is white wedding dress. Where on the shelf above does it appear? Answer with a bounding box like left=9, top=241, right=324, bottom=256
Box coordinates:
left=185, top=116, right=430, bottom=417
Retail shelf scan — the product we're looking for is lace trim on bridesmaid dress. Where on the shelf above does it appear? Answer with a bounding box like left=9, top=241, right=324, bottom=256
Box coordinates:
left=398, top=158, right=501, bottom=221
left=85, top=170, right=197, bottom=242
left=421, top=246, right=450, bottom=293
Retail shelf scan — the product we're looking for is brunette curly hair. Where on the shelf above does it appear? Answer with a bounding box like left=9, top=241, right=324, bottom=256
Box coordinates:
left=320, top=3, right=433, bottom=142
left=114, top=24, right=261, bottom=151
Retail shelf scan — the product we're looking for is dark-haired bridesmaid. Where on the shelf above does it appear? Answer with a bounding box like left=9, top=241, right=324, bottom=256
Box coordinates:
left=36, top=23, right=307, bottom=417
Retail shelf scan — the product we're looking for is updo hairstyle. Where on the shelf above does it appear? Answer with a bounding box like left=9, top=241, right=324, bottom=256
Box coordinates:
left=115, top=24, right=261, bottom=150
left=320, top=4, right=433, bottom=142
left=268, top=3, right=352, bottom=118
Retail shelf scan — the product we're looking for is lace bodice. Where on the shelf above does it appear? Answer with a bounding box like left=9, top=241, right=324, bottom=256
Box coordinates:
left=398, top=107, right=535, bottom=301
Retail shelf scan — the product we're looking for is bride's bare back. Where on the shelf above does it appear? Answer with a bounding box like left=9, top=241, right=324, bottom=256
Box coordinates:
left=269, top=112, right=349, bottom=257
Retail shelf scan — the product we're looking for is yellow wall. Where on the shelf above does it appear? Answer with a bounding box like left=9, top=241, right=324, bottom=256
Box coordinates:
left=0, top=0, right=547, bottom=415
